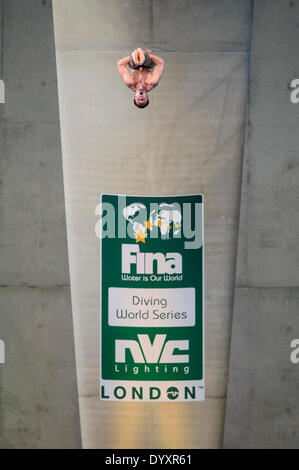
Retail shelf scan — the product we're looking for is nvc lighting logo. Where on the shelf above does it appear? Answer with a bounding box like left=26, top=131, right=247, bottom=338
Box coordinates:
left=115, top=334, right=189, bottom=364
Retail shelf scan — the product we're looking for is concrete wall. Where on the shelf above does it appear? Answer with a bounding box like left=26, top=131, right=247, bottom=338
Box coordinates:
left=1, top=0, right=294, bottom=449
left=53, top=0, right=251, bottom=448
left=0, top=0, right=81, bottom=448
left=224, top=0, right=299, bottom=448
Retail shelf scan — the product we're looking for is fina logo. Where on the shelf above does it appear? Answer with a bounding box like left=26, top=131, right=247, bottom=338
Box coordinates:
left=115, top=334, right=189, bottom=364
left=122, top=244, right=182, bottom=275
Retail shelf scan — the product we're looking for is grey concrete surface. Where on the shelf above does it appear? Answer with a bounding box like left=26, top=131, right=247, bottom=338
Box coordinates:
left=237, top=123, right=299, bottom=287
left=54, top=0, right=251, bottom=52
left=53, top=0, right=251, bottom=448
left=235, top=0, right=299, bottom=288
left=0, top=0, right=81, bottom=448
left=224, top=0, right=299, bottom=448
left=3, top=0, right=61, bottom=125
left=153, top=0, right=252, bottom=52
left=0, top=287, right=80, bottom=448
left=225, top=288, right=299, bottom=448
left=0, top=124, right=71, bottom=285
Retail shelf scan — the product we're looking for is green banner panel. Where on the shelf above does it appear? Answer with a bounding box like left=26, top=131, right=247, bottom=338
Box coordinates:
left=100, top=194, right=204, bottom=401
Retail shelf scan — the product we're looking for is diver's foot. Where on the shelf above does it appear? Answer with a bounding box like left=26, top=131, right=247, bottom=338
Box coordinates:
left=132, top=48, right=145, bottom=65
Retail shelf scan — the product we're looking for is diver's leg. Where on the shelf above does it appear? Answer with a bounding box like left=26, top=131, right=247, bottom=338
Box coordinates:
left=143, top=49, right=155, bottom=68
left=129, top=49, right=139, bottom=68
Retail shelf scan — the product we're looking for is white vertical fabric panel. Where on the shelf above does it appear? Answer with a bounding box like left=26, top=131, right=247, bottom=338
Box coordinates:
left=53, top=0, right=250, bottom=448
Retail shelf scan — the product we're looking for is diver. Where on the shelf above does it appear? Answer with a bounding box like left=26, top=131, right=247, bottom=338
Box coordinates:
left=117, top=48, right=164, bottom=109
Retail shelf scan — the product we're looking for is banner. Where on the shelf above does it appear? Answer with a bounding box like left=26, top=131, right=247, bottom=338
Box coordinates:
left=100, top=194, right=204, bottom=401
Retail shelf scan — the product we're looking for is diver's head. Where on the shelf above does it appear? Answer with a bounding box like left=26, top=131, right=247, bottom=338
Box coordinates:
left=134, top=88, right=149, bottom=108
